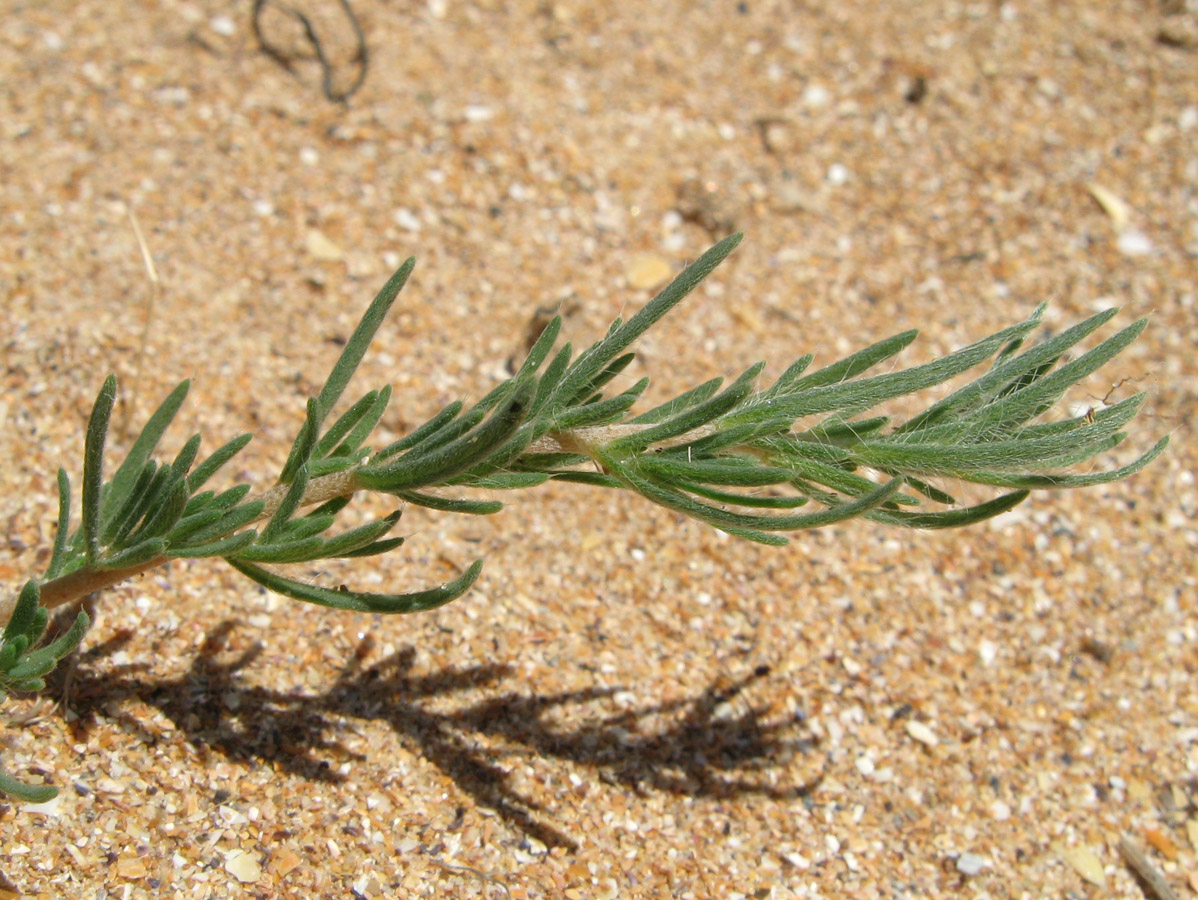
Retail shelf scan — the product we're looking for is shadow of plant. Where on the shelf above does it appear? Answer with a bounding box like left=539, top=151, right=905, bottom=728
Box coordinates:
left=59, top=622, right=821, bottom=849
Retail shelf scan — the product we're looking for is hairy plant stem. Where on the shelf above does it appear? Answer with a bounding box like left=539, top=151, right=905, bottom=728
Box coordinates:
left=0, top=469, right=361, bottom=626
left=528, top=423, right=719, bottom=456
left=0, top=426, right=660, bottom=626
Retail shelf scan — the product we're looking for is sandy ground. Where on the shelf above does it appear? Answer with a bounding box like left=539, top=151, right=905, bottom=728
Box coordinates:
left=2, top=1, right=1197, bottom=897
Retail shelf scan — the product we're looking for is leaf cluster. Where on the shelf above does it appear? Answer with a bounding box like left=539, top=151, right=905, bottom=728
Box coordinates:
left=0, top=233, right=1165, bottom=801
left=0, top=582, right=88, bottom=801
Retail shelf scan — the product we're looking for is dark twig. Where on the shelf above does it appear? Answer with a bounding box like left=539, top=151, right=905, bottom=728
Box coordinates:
left=252, top=0, right=368, bottom=102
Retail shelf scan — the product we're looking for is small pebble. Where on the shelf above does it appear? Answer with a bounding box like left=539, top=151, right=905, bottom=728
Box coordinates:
left=394, top=208, right=421, bottom=232
left=305, top=229, right=344, bottom=262
left=1116, top=229, right=1153, bottom=257
left=825, top=163, right=850, bottom=187
left=906, top=720, right=939, bottom=747
left=956, top=852, right=987, bottom=876
left=802, top=83, right=830, bottom=108
left=1144, top=827, right=1179, bottom=860
left=115, top=855, right=148, bottom=879
left=978, top=639, right=998, bottom=666
left=625, top=252, right=673, bottom=290
left=224, top=850, right=262, bottom=884
left=1062, top=845, right=1106, bottom=888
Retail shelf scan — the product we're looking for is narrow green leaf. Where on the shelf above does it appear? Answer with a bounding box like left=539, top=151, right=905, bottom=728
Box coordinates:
left=261, top=465, right=309, bottom=542
left=1010, top=393, right=1142, bottom=442
left=102, top=461, right=159, bottom=546
left=376, top=405, right=488, bottom=469
left=867, top=491, right=1029, bottom=528
left=786, top=330, right=918, bottom=392
left=179, top=500, right=265, bottom=545
left=337, top=536, right=406, bottom=558
left=0, top=637, right=26, bottom=670
left=608, top=363, right=763, bottom=453
left=2, top=582, right=42, bottom=644
left=29, top=609, right=89, bottom=663
left=529, top=344, right=573, bottom=416
left=669, top=422, right=761, bottom=457
left=166, top=506, right=226, bottom=544
left=106, top=379, right=190, bottom=512
left=6, top=652, right=59, bottom=681
left=167, top=530, right=258, bottom=558
left=209, top=484, right=253, bottom=512
left=305, top=496, right=353, bottom=518
left=555, top=234, right=742, bottom=405
left=627, top=376, right=724, bottom=425
left=758, top=354, right=814, bottom=400
left=563, top=352, right=637, bottom=407
left=622, top=460, right=900, bottom=532
left=46, top=469, right=72, bottom=579
left=452, top=472, right=551, bottom=490
left=683, top=484, right=811, bottom=509
left=771, top=451, right=918, bottom=503
left=129, top=478, right=189, bottom=543
left=638, top=457, right=796, bottom=487
left=317, top=258, right=415, bottom=425
left=278, top=259, right=414, bottom=483
left=231, top=536, right=327, bottom=564
left=277, top=514, right=336, bottom=542
left=372, top=401, right=464, bottom=462
left=182, top=490, right=216, bottom=518
left=946, top=318, right=1148, bottom=439
left=601, top=445, right=904, bottom=533
left=895, top=307, right=1104, bottom=434
left=317, top=511, right=402, bottom=557
left=554, top=377, right=650, bottom=429
left=545, top=471, right=624, bottom=488
left=96, top=538, right=167, bottom=571
left=901, top=477, right=957, bottom=506
left=225, top=557, right=484, bottom=614
left=796, top=416, right=890, bottom=445
left=307, top=454, right=368, bottom=477
left=108, top=464, right=175, bottom=548
left=0, top=770, right=58, bottom=803
left=189, top=433, right=253, bottom=492
left=515, top=315, right=562, bottom=378
left=170, top=433, right=203, bottom=477
left=0, top=642, right=23, bottom=671
left=313, top=390, right=380, bottom=459
left=357, top=382, right=534, bottom=492
left=82, top=375, right=118, bottom=565
left=711, top=525, right=790, bottom=546
left=330, top=385, right=391, bottom=458
left=951, top=435, right=1168, bottom=489
left=279, top=398, right=322, bottom=485
left=727, top=314, right=1043, bottom=427
left=511, top=452, right=590, bottom=470
left=396, top=491, right=505, bottom=515
left=859, top=427, right=1129, bottom=476
left=3, top=676, right=46, bottom=693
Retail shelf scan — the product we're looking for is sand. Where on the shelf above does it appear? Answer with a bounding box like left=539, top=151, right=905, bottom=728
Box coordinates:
left=2, top=1, right=1196, bottom=897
